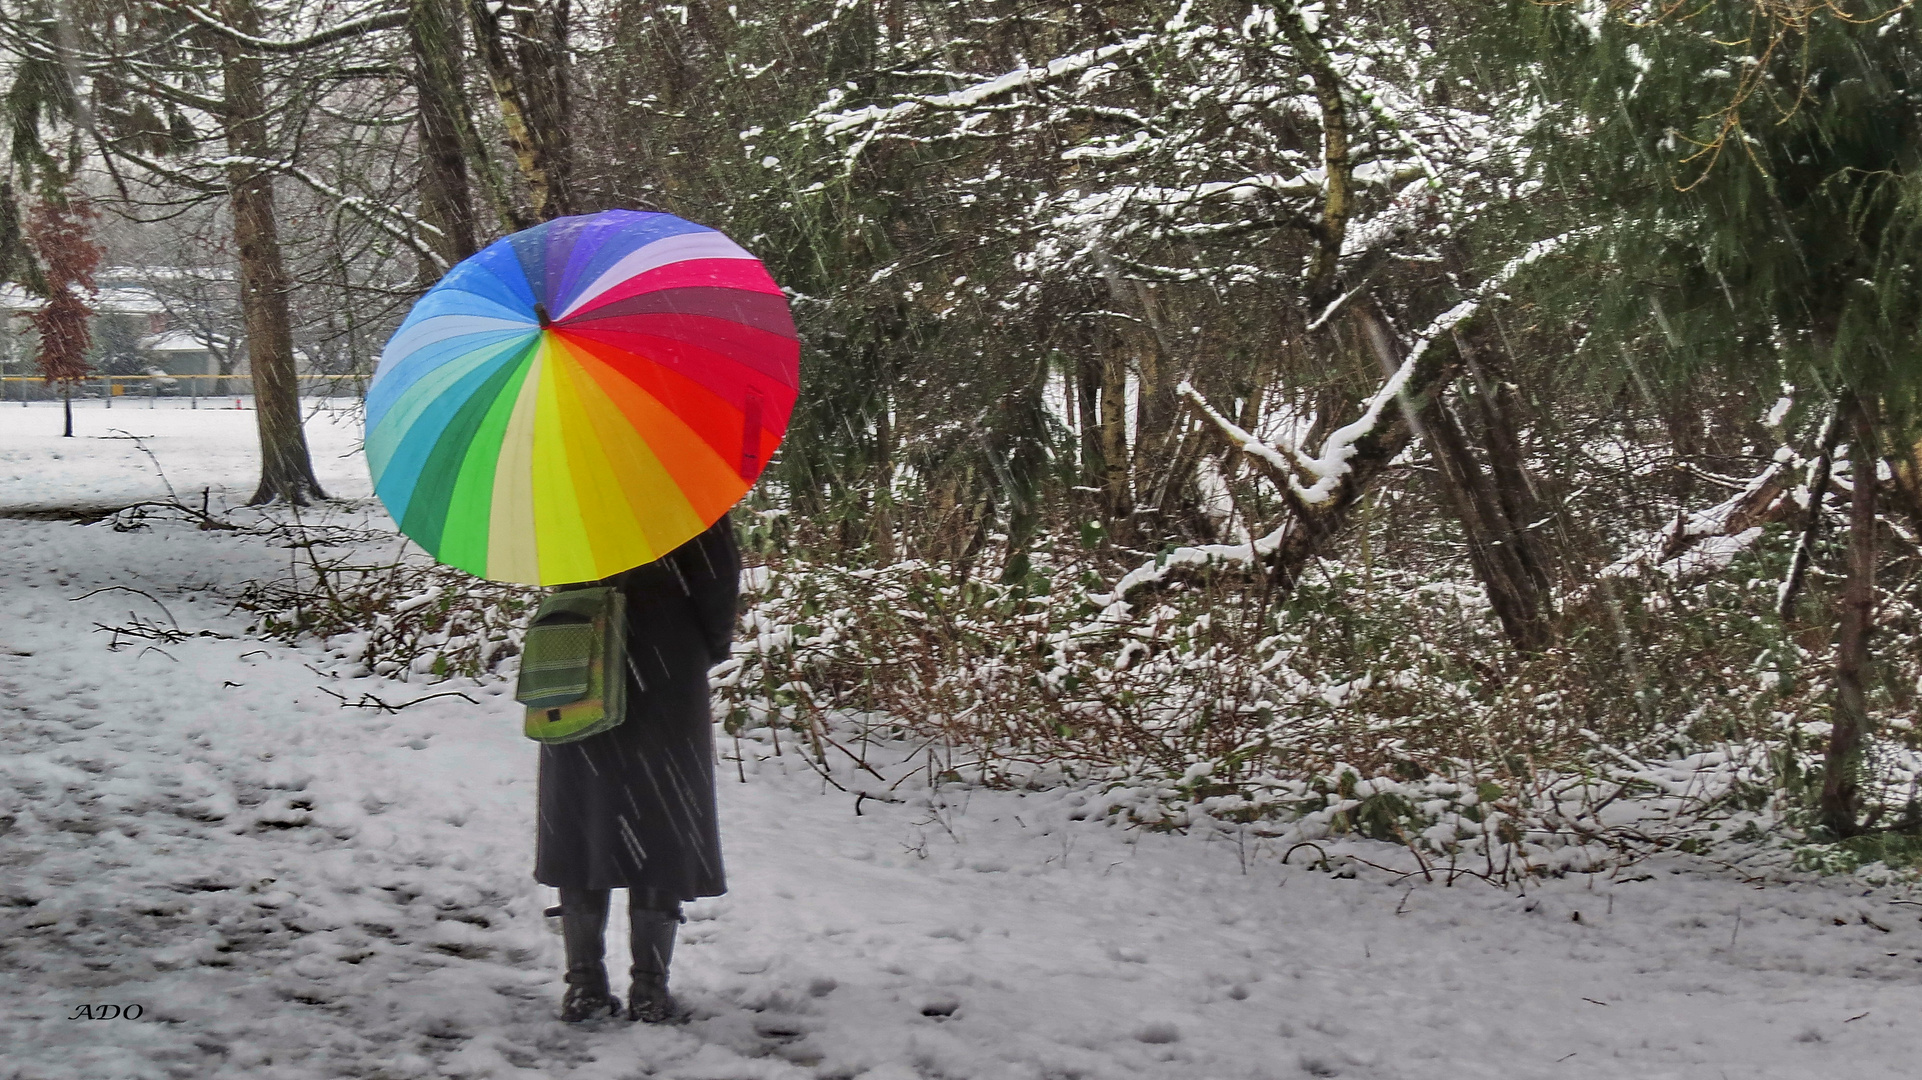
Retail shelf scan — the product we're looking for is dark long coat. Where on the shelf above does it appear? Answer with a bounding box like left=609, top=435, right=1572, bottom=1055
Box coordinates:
left=534, top=516, right=739, bottom=903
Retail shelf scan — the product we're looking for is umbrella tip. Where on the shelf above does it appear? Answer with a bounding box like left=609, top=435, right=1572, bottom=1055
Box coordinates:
left=534, top=302, right=552, bottom=328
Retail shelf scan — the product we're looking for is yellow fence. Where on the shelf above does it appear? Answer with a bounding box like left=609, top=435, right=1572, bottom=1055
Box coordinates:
left=1, top=373, right=364, bottom=402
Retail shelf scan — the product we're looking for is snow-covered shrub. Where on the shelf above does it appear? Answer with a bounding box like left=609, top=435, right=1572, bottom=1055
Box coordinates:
left=236, top=555, right=536, bottom=683
left=715, top=525, right=1922, bottom=877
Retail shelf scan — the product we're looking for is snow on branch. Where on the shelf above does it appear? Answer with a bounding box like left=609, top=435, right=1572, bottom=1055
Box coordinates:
left=812, top=31, right=1159, bottom=166
left=1580, top=396, right=1813, bottom=597
left=1110, top=229, right=1589, bottom=606
left=1177, top=382, right=1315, bottom=490
left=269, top=160, right=449, bottom=270
left=1089, top=522, right=1293, bottom=610
left=1225, top=295, right=1478, bottom=509
left=1591, top=454, right=1793, bottom=588
left=122, top=150, right=446, bottom=270
left=1304, top=278, right=1373, bottom=332
left=1276, top=230, right=1585, bottom=502
left=1052, top=173, right=1324, bottom=233
left=1325, top=234, right=1587, bottom=502
left=164, top=2, right=409, bottom=54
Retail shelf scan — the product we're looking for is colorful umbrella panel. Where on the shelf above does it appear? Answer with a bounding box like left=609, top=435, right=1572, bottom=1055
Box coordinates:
left=367, top=210, right=798, bottom=585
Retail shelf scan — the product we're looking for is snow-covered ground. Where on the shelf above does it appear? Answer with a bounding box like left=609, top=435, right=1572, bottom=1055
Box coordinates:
left=0, top=398, right=370, bottom=512
left=3, top=415, right=1922, bottom=1079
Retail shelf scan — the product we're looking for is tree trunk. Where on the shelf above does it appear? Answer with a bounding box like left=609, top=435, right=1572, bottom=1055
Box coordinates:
left=999, top=358, right=1051, bottom=584
left=1277, top=5, right=1349, bottom=304
left=1235, top=380, right=1264, bottom=440
left=1077, top=343, right=1103, bottom=493
left=466, top=0, right=574, bottom=222
left=1420, top=394, right=1554, bottom=651
left=1133, top=332, right=1170, bottom=468
left=1098, top=324, right=1132, bottom=536
left=515, top=2, right=573, bottom=218
left=1461, top=342, right=1554, bottom=600
left=1778, top=404, right=1844, bottom=619
left=1821, top=393, right=1878, bottom=837
left=870, top=387, right=896, bottom=562
left=1128, top=284, right=1186, bottom=530
left=410, top=0, right=478, bottom=273
left=62, top=386, right=71, bottom=437
left=1357, top=304, right=1551, bottom=651
left=1882, top=435, right=1922, bottom=542
left=218, top=0, right=325, bottom=506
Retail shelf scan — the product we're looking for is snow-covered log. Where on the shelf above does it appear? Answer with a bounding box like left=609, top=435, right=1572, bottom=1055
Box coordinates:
left=1588, top=458, right=1792, bottom=592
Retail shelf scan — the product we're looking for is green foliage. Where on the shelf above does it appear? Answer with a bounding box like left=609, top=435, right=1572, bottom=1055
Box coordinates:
left=1792, top=830, right=1922, bottom=878
left=1511, top=1, right=1922, bottom=426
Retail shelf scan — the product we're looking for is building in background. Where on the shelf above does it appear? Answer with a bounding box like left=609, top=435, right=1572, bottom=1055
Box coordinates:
left=0, top=266, right=366, bottom=400
left=0, top=269, right=242, bottom=396
left=136, top=327, right=231, bottom=378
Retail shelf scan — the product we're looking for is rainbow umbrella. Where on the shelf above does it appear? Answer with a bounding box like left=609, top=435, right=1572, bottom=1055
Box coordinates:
left=366, top=209, right=798, bottom=585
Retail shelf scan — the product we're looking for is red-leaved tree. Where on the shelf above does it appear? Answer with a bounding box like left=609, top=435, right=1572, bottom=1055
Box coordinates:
left=26, top=195, right=101, bottom=437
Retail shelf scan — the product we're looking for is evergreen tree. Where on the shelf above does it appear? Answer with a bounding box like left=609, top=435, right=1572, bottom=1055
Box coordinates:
left=1514, top=0, right=1922, bottom=834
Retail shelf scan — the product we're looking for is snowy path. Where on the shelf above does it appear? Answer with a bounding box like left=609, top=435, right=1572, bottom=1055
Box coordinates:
left=2, top=509, right=1921, bottom=1078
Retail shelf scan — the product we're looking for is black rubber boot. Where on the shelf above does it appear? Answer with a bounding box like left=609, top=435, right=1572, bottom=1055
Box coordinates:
left=627, top=900, right=683, bottom=1023
left=558, top=888, right=620, bottom=1022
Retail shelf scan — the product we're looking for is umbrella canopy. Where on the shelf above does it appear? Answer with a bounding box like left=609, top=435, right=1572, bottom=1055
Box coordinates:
left=366, top=210, right=798, bottom=585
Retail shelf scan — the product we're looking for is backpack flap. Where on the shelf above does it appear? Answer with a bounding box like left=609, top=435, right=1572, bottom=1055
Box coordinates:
left=517, top=618, right=595, bottom=708
left=518, top=586, right=627, bottom=744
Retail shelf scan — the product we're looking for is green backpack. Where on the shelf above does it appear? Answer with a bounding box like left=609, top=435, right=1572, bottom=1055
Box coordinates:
left=515, top=586, right=628, bottom=744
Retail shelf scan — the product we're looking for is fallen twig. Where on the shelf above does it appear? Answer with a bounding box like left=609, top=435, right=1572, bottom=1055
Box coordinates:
left=317, top=686, right=478, bottom=713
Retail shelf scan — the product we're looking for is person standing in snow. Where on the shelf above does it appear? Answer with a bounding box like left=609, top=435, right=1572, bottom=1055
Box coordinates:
left=537, top=514, right=740, bottom=1023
